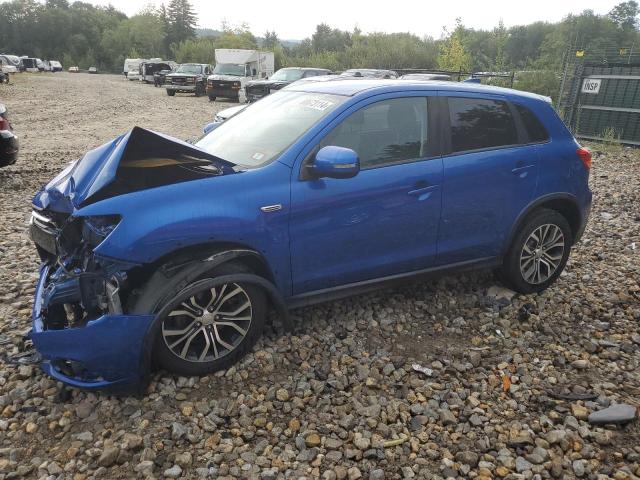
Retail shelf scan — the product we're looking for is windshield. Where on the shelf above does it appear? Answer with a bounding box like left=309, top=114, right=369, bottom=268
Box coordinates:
left=213, top=63, right=245, bottom=76
left=196, top=91, right=345, bottom=167
left=270, top=69, right=305, bottom=82
left=176, top=64, right=202, bottom=74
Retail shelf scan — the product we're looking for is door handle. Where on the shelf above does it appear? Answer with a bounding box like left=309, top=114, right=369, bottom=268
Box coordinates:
left=408, top=181, right=436, bottom=199
left=512, top=160, right=534, bottom=173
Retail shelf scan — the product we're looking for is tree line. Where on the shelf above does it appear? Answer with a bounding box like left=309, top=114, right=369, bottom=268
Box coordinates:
left=1, top=0, right=639, bottom=100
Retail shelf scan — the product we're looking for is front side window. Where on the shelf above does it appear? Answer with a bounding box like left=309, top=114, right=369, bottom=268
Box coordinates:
left=448, top=97, right=518, bottom=153
left=197, top=91, right=345, bottom=168
left=320, top=97, right=431, bottom=168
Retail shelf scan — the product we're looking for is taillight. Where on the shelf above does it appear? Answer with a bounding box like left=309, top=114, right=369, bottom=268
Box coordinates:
left=576, top=147, right=592, bottom=171
left=0, top=116, right=9, bottom=131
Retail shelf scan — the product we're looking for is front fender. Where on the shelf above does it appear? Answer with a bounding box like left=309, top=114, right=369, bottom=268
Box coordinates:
left=76, top=161, right=292, bottom=292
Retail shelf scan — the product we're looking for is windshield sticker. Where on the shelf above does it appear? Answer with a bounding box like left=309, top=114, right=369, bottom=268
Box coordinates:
left=301, top=98, right=334, bottom=111
left=252, top=152, right=265, bottom=161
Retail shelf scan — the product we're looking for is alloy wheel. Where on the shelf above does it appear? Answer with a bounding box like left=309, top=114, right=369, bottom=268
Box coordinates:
left=161, top=283, right=252, bottom=362
left=519, top=224, right=565, bottom=284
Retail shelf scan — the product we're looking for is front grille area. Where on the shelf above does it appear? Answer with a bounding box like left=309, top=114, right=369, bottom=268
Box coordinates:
left=246, top=84, right=268, bottom=96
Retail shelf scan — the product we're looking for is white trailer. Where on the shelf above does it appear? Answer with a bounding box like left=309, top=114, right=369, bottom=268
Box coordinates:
left=123, top=58, right=148, bottom=80
left=206, top=49, right=275, bottom=102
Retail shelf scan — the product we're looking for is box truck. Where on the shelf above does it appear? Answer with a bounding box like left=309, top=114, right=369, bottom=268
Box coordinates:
left=206, top=49, right=274, bottom=102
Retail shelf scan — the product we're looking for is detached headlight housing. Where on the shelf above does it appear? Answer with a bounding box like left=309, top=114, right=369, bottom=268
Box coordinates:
left=82, top=215, right=121, bottom=247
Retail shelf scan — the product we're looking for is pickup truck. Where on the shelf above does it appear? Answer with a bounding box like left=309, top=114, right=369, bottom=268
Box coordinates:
left=165, top=63, right=212, bottom=97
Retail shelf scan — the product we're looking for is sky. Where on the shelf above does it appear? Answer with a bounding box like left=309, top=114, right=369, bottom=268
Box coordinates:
left=88, top=0, right=622, bottom=39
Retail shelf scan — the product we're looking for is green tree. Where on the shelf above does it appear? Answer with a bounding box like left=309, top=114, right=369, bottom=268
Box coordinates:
left=438, top=19, right=472, bottom=72
left=608, top=1, right=639, bottom=29
left=166, top=0, right=197, bottom=47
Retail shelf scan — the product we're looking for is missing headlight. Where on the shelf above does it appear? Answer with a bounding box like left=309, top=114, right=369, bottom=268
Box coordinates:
left=82, top=215, right=121, bottom=247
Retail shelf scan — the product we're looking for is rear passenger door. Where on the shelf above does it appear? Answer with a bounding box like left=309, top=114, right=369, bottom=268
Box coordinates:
left=437, top=94, right=540, bottom=265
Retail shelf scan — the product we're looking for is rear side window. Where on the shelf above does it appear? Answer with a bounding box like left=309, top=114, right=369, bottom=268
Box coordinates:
left=514, top=103, right=549, bottom=143
left=448, top=97, right=518, bottom=153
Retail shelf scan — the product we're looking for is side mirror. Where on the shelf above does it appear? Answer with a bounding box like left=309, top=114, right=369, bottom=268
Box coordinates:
left=311, top=146, right=360, bottom=179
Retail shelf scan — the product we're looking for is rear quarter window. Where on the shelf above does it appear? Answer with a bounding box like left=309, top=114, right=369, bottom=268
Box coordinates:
left=514, top=103, right=550, bottom=143
left=448, top=97, right=518, bottom=153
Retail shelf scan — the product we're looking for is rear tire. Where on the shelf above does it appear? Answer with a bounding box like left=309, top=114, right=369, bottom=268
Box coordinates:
left=132, top=262, right=266, bottom=376
left=166, top=89, right=175, bottom=96
left=208, top=95, right=216, bottom=102
left=499, top=209, right=572, bottom=294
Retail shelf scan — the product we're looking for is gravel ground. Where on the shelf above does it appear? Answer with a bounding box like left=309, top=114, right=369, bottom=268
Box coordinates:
left=0, top=73, right=639, bottom=480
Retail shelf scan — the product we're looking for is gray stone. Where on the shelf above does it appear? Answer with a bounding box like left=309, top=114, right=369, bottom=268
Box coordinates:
left=572, top=459, right=586, bottom=477
left=164, top=464, right=183, bottom=478
left=515, top=456, right=533, bottom=473
left=98, top=447, right=119, bottom=467
left=439, top=409, right=457, bottom=426
left=369, top=469, right=385, bottom=480
left=588, top=404, right=637, bottom=425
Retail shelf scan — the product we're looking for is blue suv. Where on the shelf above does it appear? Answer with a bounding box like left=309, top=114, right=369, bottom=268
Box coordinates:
left=29, top=80, right=592, bottom=391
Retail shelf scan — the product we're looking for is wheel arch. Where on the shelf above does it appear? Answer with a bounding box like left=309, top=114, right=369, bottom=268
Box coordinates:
left=505, top=193, right=583, bottom=254
left=125, top=242, right=291, bottom=329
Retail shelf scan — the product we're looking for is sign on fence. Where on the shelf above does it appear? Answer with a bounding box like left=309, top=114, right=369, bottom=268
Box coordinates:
left=581, top=78, right=602, bottom=94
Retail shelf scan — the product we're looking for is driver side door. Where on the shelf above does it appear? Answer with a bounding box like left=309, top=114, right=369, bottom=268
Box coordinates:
left=289, top=94, right=443, bottom=295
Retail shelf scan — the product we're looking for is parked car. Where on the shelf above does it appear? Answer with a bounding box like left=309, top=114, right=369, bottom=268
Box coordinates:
left=0, top=56, right=18, bottom=75
left=202, top=104, right=248, bottom=134
left=35, top=58, right=45, bottom=71
left=88, top=67, right=98, bottom=74
left=22, top=58, right=39, bottom=73
left=165, top=63, right=211, bottom=97
left=339, top=68, right=398, bottom=78
left=245, top=67, right=331, bottom=102
left=68, top=66, right=79, bottom=73
left=49, top=60, right=62, bottom=72
left=28, top=80, right=592, bottom=392
left=400, top=73, right=452, bottom=81
left=140, top=61, right=174, bottom=84
left=1, top=54, right=22, bottom=72
left=0, top=104, right=19, bottom=167
left=153, top=69, right=173, bottom=87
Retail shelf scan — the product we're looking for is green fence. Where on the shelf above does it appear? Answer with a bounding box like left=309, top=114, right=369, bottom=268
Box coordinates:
left=559, top=59, right=640, bottom=145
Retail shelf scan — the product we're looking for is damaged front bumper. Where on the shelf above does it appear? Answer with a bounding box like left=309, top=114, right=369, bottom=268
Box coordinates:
left=30, top=264, right=155, bottom=393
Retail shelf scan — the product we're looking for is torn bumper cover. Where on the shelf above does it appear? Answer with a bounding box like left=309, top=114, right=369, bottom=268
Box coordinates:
left=30, top=264, right=155, bottom=391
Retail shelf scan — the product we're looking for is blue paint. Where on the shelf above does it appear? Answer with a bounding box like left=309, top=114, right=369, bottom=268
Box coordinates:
left=30, top=80, right=592, bottom=391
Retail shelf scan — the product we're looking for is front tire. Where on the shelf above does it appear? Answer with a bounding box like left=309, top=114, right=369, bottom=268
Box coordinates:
left=208, top=95, right=216, bottom=102
left=166, top=89, right=175, bottom=96
left=499, top=209, right=572, bottom=294
left=134, top=263, right=266, bottom=376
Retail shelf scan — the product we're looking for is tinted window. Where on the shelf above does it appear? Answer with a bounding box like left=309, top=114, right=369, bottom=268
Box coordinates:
left=514, top=103, right=549, bottom=143
left=448, top=97, right=518, bottom=153
left=320, top=97, right=431, bottom=168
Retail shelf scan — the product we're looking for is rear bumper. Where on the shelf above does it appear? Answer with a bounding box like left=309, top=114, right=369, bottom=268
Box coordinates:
left=575, top=190, right=592, bottom=243
left=166, top=85, right=196, bottom=92
left=30, top=264, right=155, bottom=392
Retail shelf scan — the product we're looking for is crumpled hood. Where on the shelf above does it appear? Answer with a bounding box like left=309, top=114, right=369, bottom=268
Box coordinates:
left=33, top=127, right=235, bottom=213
